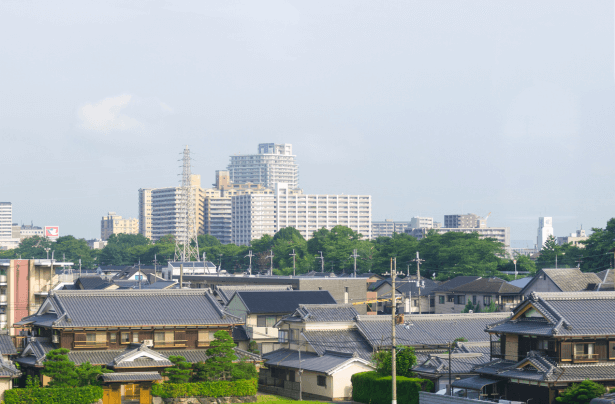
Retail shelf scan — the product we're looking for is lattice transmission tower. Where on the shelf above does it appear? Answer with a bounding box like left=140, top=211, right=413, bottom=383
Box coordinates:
left=174, top=146, right=200, bottom=262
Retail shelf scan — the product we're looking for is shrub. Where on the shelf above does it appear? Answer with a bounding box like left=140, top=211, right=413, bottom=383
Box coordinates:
left=351, top=371, right=433, bottom=404
left=556, top=380, right=606, bottom=404
left=371, top=346, right=417, bottom=378
left=4, top=385, right=103, bottom=404
left=151, top=379, right=257, bottom=398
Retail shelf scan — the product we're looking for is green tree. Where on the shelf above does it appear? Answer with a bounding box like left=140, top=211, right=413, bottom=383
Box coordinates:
left=482, top=301, right=498, bottom=313
left=42, top=348, right=78, bottom=388
left=75, top=362, right=113, bottom=386
left=580, top=218, right=615, bottom=272
left=556, top=380, right=606, bottom=404
left=371, top=346, right=417, bottom=378
left=307, top=226, right=364, bottom=273
left=247, top=340, right=260, bottom=355
left=204, top=331, right=238, bottom=381
left=231, top=359, right=258, bottom=380
left=14, top=236, right=53, bottom=260
left=461, top=300, right=475, bottom=313
left=162, top=356, right=192, bottom=384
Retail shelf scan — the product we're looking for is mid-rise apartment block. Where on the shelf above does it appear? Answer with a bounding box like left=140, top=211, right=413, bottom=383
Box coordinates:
left=444, top=213, right=486, bottom=228
left=227, top=143, right=299, bottom=189
left=204, top=196, right=232, bottom=244
left=232, top=183, right=371, bottom=245
left=100, top=212, right=139, bottom=240
left=371, top=220, right=411, bottom=238
left=410, top=216, right=436, bottom=229
left=0, top=203, right=19, bottom=250
left=406, top=226, right=510, bottom=247
left=557, top=228, right=588, bottom=247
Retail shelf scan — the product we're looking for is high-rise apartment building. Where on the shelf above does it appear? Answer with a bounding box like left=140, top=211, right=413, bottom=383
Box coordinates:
left=227, top=143, right=299, bottom=189
left=100, top=212, right=139, bottom=240
left=232, top=183, right=371, bottom=245
left=204, top=195, right=232, bottom=244
left=444, top=213, right=486, bottom=229
left=410, top=217, right=435, bottom=229
left=149, top=175, right=205, bottom=242
left=537, top=217, right=554, bottom=249
left=138, top=188, right=153, bottom=240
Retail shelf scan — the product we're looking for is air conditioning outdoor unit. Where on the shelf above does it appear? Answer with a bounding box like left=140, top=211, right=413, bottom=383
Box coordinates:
left=143, top=339, right=153, bottom=347
left=52, top=335, right=60, bottom=344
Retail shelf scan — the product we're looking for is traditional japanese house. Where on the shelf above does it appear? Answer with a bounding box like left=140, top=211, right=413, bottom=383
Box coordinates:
left=454, top=291, right=615, bottom=404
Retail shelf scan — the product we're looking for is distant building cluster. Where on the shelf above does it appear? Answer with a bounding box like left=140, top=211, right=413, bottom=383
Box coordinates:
left=127, top=143, right=372, bottom=245
left=0, top=202, right=59, bottom=250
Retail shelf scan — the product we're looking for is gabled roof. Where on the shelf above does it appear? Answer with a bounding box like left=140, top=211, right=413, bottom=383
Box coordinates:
left=75, top=276, right=113, bottom=290
left=263, top=349, right=373, bottom=374
left=109, top=343, right=173, bottom=368
left=0, top=356, right=20, bottom=378
left=356, top=312, right=511, bottom=348
left=0, top=333, right=17, bottom=355
left=231, top=290, right=336, bottom=314
left=141, top=280, right=177, bottom=290
left=18, top=289, right=241, bottom=328
left=413, top=343, right=490, bottom=375
left=217, top=285, right=291, bottom=305
left=487, top=291, right=615, bottom=337
left=432, top=276, right=482, bottom=293
left=521, top=268, right=602, bottom=295
left=448, top=278, right=521, bottom=294
left=288, top=304, right=360, bottom=323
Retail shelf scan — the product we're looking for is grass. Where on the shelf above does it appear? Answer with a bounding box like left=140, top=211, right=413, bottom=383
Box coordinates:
left=257, top=394, right=328, bottom=404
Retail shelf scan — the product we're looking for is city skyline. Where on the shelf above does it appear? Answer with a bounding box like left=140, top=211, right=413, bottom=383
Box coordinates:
left=2, top=1, right=613, bottom=242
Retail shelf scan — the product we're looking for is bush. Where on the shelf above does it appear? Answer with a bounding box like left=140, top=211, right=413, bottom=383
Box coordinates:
left=151, top=379, right=257, bottom=398
left=4, top=386, right=103, bottom=404
left=351, top=371, right=432, bottom=404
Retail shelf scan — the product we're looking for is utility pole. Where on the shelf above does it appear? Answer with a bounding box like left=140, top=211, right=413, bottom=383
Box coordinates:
left=218, top=254, right=223, bottom=272
left=413, top=252, right=425, bottom=314
left=245, top=250, right=254, bottom=275
left=448, top=341, right=453, bottom=396
left=79, top=259, right=82, bottom=278
left=266, top=250, right=274, bottom=275
left=513, top=259, right=517, bottom=280
left=289, top=249, right=296, bottom=276
left=318, top=251, right=324, bottom=272
left=350, top=249, right=359, bottom=278
left=391, top=257, right=397, bottom=404
left=153, top=254, right=158, bottom=279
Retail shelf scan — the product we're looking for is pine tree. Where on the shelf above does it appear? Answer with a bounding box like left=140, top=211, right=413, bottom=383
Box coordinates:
left=42, top=348, right=78, bottom=388
left=162, top=356, right=192, bottom=384
left=556, top=380, right=605, bottom=404
left=204, top=331, right=237, bottom=381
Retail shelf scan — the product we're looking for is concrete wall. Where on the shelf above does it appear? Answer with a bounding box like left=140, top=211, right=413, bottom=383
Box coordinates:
left=419, top=391, right=491, bottom=404
left=522, top=277, right=561, bottom=298
left=331, top=362, right=373, bottom=399
left=297, top=278, right=367, bottom=315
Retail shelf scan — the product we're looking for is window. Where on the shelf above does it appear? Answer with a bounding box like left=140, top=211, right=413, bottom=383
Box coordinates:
left=110, top=333, right=117, bottom=344
left=483, top=296, right=492, bottom=305
left=317, top=375, right=327, bottom=387
left=502, top=295, right=516, bottom=304
left=121, top=332, right=131, bottom=344
left=447, top=296, right=454, bottom=303
left=472, top=295, right=477, bottom=305
left=537, top=340, right=548, bottom=350
left=257, top=316, right=276, bottom=328
left=456, top=295, right=465, bottom=305
left=430, top=298, right=435, bottom=307
left=289, top=371, right=295, bottom=382
left=279, top=330, right=289, bottom=343
left=154, top=331, right=175, bottom=346
left=413, top=300, right=418, bottom=307
left=198, top=330, right=216, bottom=343
left=439, top=296, right=445, bottom=304
left=574, top=343, right=596, bottom=360
left=133, top=333, right=140, bottom=343
left=291, top=329, right=300, bottom=343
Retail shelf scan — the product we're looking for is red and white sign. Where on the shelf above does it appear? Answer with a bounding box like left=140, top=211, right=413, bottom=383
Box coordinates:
left=45, top=226, right=59, bottom=239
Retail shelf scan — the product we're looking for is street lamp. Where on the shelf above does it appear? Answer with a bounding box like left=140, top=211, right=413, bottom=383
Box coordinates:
left=555, top=252, right=565, bottom=269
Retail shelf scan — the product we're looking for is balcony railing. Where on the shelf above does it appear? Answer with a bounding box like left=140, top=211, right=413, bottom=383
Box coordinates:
left=73, top=341, right=108, bottom=349
left=573, top=353, right=599, bottom=363
left=154, top=340, right=187, bottom=348
left=490, top=341, right=503, bottom=359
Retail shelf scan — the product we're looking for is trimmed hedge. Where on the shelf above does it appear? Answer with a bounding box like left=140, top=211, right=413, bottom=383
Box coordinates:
left=351, top=371, right=433, bottom=404
left=4, top=386, right=103, bottom=404
left=152, top=379, right=257, bottom=398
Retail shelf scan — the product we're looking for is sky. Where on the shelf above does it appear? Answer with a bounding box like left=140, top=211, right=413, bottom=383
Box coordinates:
left=1, top=1, right=614, bottom=245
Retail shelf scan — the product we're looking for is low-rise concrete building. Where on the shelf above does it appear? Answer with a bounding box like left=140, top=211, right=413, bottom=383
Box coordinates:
left=434, top=277, right=521, bottom=314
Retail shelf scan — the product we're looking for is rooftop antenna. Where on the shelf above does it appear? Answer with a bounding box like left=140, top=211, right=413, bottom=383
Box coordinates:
left=317, top=251, right=324, bottom=273
left=266, top=250, right=274, bottom=276
left=246, top=250, right=254, bottom=275
left=350, top=249, right=359, bottom=278
left=174, top=145, right=200, bottom=263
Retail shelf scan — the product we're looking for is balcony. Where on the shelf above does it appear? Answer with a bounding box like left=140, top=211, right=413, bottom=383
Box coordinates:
left=490, top=341, right=503, bottom=359
left=0, top=295, right=6, bottom=305
left=153, top=340, right=187, bottom=348
left=573, top=353, right=599, bottom=363
left=73, top=341, right=108, bottom=349
left=0, top=275, right=6, bottom=286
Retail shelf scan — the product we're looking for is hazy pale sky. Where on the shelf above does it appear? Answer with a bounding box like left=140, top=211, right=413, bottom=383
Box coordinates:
left=2, top=1, right=613, bottom=244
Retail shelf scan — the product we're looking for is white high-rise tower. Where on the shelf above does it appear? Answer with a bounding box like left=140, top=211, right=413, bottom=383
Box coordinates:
left=227, top=143, right=299, bottom=189
left=537, top=217, right=554, bottom=249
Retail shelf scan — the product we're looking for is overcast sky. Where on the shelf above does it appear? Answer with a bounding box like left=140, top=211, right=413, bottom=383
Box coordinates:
left=2, top=1, right=614, bottom=245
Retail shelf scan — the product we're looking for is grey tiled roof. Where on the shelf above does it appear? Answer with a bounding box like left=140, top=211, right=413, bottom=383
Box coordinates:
left=141, top=281, right=177, bottom=289
left=110, top=344, right=173, bottom=368
left=452, top=376, right=500, bottom=390
left=0, top=356, right=20, bottom=378
left=76, top=276, right=113, bottom=290
left=233, top=325, right=249, bottom=341
left=25, top=289, right=241, bottom=328
left=292, top=304, right=359, bottom=322
left=474, top=351, right=615, bottom=383
left=527, top=268, right=602, bottom=293
left=232, top=290, right=337, bottom=314
left=448, top=278, right=521, bottom=294
left=302, top=329, right=374, bottom=360
left=413, top=342, right=491, bottom=375
left=356, top=312, right=511, bottom=348
left=17, top=337, right=56, bottom=366
left=432, top=277, right=482, bottom=293
left=263, top=349, right=373, bottom=374
left=69, top=350, right=123, bottom=366
left=395, top=279, right=439, bottom=297
left=101, top=372, right=162, bottom=382
left=0, top=334, right=17, bottom=355
left=488, top=291, right=615, bottom=337
left=217, top=285, right=291, bottom=305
